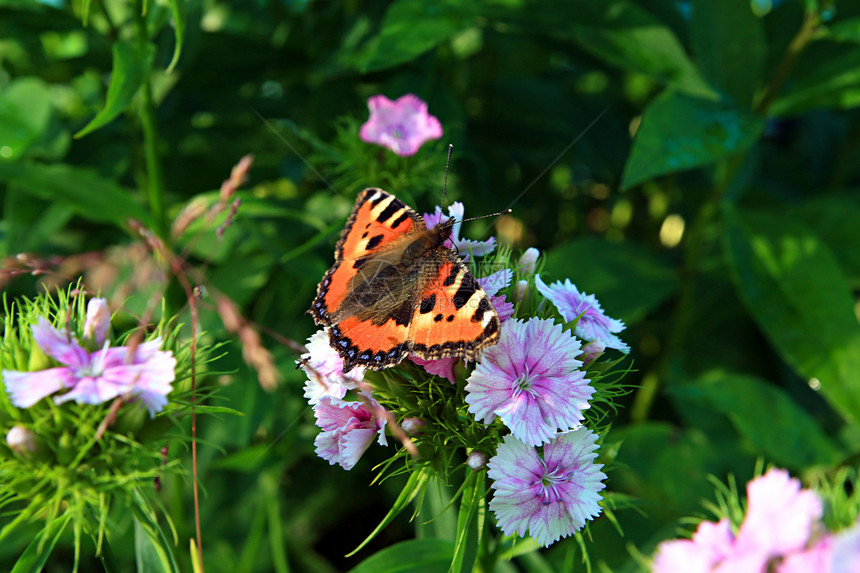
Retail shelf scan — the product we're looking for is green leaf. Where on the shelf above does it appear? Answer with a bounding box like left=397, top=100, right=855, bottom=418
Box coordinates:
left=131, top=497, right=179, bottom=573
left=135, top=517, right=172, bottom=573
left=690, top=0, right=765, bottom=104
left=621, top=91, right=764, bottom=189
left=347, top=467, right=431, bottom=557
left=0, top=162, right=154, bottom=230
left=791, top=195, right=860, bottom=285
left=674, top=372, right=842, bottom=469
left=449, top=472, right=483, bottom=573
left=769, top=43, right=860, bottom=116
left=75, top=40, right=156, bottom=138
left=542, top=236, right=679, bottom=324
left=722, top=206, right=860, bottom=425
left=0, top=77, right=53, bottom=163
left=166, top=0, right=186, bottom=73
left=10, top=514, right=71, bottom=573
left=828, top=17, right=860, bottom=43
left=348, top=539, right=454, bottom=573
left=546, top=0, right=715, bottom=98
left=360, top=0, right=473, bottom=72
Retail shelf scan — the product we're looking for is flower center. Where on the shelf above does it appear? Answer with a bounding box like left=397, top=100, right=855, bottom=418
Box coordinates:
left=534, top=458, right=572, bottom=505
left=511, top=366, right=538, bottom=398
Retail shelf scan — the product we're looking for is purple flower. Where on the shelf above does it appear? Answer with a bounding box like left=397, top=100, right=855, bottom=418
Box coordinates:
left=465, top=318, right=594, bottom=446
left=301, top=329, right=363, bottom=405
left=424, top=202, right=497, bottom=259
left=359, top=94, right=443, bottom=157
left=535, top=275, right=630, bottom=354
left=313, top=394, right=388, bottom=471
left=488, top=428, right=606, bottom=546
left=777, top=535, right=833, bottom=573
left=831, top=519, right=860, bottom=573
left=2, top=311, right=176, bottom=415
left=478, top=269, right=515, bottom=323
left=579, top=340, right=605, bottom=366
left=652, top=469, right=824, bottom=573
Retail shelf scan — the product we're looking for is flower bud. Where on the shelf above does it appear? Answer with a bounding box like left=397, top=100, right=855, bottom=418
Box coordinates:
left=579, top=339, right=606, bottom=366
left=401, top=417, right=425, bottom=435
left=515, top=280, right=529, bottom=303
left=466, top=450, right=488, bottom=471
left=84, top=297, right=110, bottom=345
left=517, top=248, right=540, bottom=275
left=6, top=425, right=38, bottom=457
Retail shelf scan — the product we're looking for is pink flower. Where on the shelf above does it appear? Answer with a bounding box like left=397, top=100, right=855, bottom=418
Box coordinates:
left=777, top=535, right=833, bottom=573
left=579, top=340, right=605, bottom=366
left=652, top=469, right=825, bottom=573
left=488, top=428, right=606, bottom=546
left=409, top=354, right=457, bottom=383
left=313, top=394, right=387, bottom=471
left=424, top=202, right=497, bottom=259
left=465, top=318, right=594, bottom=446
left=359, top=94, right=443, bottom=156
left=653, top=520, right=736, bottom=573
left=535, top=275, right=629, bottom=354
left=831, top=519, right=860, bottom=573
left=83, top=297, right=110, bottom=345
left=2, top=311, right=176, bottom=415
left=301, top=329, right=363, bottom=405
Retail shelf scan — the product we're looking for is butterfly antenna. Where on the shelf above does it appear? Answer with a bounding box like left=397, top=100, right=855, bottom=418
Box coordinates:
left=460, top=208, right=512, bottom=224
left=442, top=144, right=453, bottom=207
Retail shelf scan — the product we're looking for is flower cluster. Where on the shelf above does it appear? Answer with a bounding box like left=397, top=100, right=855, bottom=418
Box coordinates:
left=301, top=193, right=631, bottom=548
left=2, top=297, right=176, bottom=415
left=653, top=468, right=860, bottom=573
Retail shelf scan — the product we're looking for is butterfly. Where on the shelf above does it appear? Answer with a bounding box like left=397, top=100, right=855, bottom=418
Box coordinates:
left=309, top=188, right=501, bottom=373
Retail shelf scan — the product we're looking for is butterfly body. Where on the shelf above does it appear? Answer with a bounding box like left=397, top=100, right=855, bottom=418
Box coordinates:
left=310, top=188, right=500, bottom=373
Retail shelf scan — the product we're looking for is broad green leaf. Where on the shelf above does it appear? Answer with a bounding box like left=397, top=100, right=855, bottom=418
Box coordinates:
left=360, top=0, right=473, bottom=72
left=722, top=206, right=860, bottom=425
left=347, top=467, right=431, bottom=557
left=621, top=91, right=764, bottom=189
left=828, top=17, right=860, bottom=43
left=691, top=0, right=765, bottom=104
left=75, top=40, right=156, bottom=138
left=131, top=494, right=179, bottom=573
left=542, top=236, right=678, bottom=324
left=769, top=43, right=860, bottom=116
left=3, top=188, right=74, bottom=257
left=791, top=194, right=860, bottom=285
left=166, top=0, right=186, bottom=73
left=0, top=162, right=154, bottom=230
left=545, top=0, right=714, bottom=98
left=450, top=472, right=483, bottom=573
left=674, top=372, right=842, bottom=469
left=348, top=539, right=454, bottom=573
left=0, top=77, right=53, bottom=162
left=10, top=514, right=71, bottom=573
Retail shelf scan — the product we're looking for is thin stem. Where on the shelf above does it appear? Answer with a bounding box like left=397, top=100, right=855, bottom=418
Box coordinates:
left=134, top=1, right=166, bottom=237
left=755, top=10, right=820, bottom=115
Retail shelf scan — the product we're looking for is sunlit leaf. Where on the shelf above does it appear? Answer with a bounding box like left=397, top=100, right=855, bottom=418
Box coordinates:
left=722, top=206, right=860, bottom=425
left=621, top=91, right=764, bottom=189
left=0, top=77, right=53, bottom=163
left=75, top=40, right=156, bottom=138
left=348, top=539, right=453, bottom=573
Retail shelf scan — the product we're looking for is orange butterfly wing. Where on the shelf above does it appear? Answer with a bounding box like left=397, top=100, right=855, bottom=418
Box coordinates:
left=310, top=188, right=424, bottom=371
left=409, top=250, right=500, bottom=361
left=310, top=188, right=501, bottom=373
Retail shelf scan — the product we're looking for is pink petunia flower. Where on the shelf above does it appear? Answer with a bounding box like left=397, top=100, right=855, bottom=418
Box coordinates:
left=424, top=202, right=497, bottom=259
left=488, top=428, right=606, bottom=546
left=301, top=329, right=363, bottom=405
left=313, top=394, right=388, bottom=471
left=359, top=94, right=443, bottom=156
left=464, top=318, right=594, bottom=446
left=2, top=308, right=176, bottom=416
left=535, top=275, right=630, bottom=354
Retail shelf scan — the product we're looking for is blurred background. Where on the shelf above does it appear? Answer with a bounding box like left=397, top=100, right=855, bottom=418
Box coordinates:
left=2, top=0, right=860, bottom=571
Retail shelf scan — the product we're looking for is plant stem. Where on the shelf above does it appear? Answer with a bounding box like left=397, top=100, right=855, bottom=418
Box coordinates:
left=134, top=0, right=166, bottom=237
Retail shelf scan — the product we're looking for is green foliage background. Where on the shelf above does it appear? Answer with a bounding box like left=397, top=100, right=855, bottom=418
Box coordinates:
left=2, top=0, right=860, bottom=571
